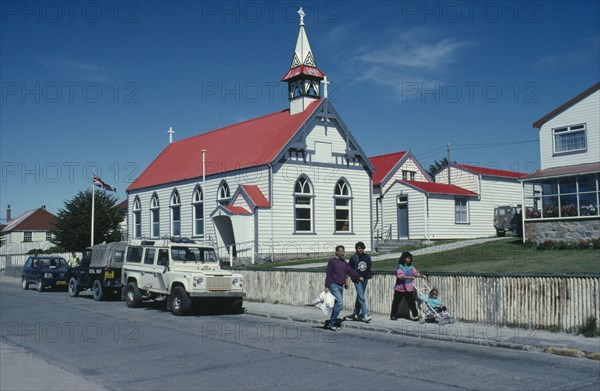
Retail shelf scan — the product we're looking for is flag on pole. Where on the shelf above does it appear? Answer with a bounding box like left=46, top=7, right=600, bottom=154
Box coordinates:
left=93, top=174, right=117, bottom=192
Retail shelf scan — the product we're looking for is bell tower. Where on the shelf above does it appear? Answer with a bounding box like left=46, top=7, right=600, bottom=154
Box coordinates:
left=281, top=8, right=326, bottom=115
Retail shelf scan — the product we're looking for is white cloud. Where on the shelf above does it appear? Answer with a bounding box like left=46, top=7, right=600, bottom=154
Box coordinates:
left=352, top=27, right=471, bottom=99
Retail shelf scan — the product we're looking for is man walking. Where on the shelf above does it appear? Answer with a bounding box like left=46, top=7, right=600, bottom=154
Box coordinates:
left=324, top=245, right=363, bottom=331
left=346, top=241, right=372, bottom=322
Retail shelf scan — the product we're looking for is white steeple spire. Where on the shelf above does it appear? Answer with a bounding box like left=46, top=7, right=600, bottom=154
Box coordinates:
left=290, top=8, right=316, bottom=68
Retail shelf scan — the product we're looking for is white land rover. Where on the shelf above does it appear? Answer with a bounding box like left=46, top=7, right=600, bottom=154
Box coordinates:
left=122, top=239, right=244, bottom=316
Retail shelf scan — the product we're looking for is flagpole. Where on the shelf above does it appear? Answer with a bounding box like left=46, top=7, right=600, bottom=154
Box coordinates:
left=91, top=175, right=95, bottom=247
left=202, top=149, right=206, bottom=244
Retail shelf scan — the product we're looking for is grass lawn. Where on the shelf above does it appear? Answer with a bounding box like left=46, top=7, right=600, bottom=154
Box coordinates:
left=239, top=238, right=600, bottom=274
left=372, top=238, right=600, bottom=274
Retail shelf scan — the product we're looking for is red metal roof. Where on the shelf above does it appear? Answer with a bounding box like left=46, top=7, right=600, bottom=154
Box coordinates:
left=533, top=82, right=600, bottom=128
left=223, top=206, right=252, bottom=215
left=127, top=101, right=322, bottom=191
left=369, top=151, right=407, bottom=185
left=402, top=180, right=478, bottom=196
left=281, top=65, right=326, bottom=81
left=1, top=208, right=57, bottom=233
left=455, top=164, right=528, bottom=179
left=240, top=185, right=271, bottom=208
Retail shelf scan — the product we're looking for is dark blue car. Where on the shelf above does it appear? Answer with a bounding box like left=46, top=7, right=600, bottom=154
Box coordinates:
left=21, top=256, right=70, bottom=292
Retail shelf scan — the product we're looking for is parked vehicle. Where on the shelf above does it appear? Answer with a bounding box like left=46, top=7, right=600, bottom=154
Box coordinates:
left=122, top=238, right=245, bottom=316
left=68, top=242, right=126, bottom=301
left=493, top=205, right=522, bottom=237
left=21, top=256, right=69, bottom=292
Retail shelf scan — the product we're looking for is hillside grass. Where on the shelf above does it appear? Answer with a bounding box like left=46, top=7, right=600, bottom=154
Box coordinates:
left=373, top=238, right=600, bottom=273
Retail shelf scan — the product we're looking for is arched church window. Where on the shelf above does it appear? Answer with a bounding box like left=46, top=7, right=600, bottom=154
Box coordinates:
left=192, top=186, right=204, bottom=237
left=133, top=196, right=142, bottom=238
left=171, top=189, right=181, bottom=237
left=334, top=179, right=352, bottom=232
left=150, top=193, right=160, bottom=238
left=217, top=182, right=230, bottom=206
left=294, top=176, right=313, bottom=232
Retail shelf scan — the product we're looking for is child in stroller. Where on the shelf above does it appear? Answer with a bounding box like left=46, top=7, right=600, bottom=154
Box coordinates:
left=417, top=286, right=455, bottom=325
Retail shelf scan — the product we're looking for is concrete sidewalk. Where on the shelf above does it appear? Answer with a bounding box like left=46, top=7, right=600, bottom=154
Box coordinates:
left=277, top=237, right=505, bottom=269
left=243, top=301, right=600, bottom=360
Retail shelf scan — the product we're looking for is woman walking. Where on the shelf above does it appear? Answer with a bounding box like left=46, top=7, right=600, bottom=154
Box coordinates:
left=390, top=251, right=422, bottom=320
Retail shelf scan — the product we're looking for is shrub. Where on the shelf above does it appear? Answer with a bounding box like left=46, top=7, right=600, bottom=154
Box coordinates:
left=592, top=238, right=600, bottom=250
left=577, top=316, right=600, bottom=338
left=555, top=240, right=568, bottom=250
left=523, top=240, right=537, bottom=249
left=44, top=246, right=65, bottom=254
left=543, top=240, right=554, bottom=250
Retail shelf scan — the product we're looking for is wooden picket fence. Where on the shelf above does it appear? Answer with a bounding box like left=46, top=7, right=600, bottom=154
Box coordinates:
left=240, top=270, right=600, bottom=332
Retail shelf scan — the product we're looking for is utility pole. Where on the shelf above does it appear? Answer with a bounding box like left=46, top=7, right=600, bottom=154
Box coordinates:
left=447, top=143, right=451, bottom=184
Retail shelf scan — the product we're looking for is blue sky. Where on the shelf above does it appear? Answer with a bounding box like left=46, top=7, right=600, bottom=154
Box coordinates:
left=1, top=0, right=599, bottom=218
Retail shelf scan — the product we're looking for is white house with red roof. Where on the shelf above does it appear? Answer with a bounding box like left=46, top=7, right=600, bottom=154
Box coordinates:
left=0, top=205, right=57, bottom=255
left=126, top=9, right=374, bottom=261
left=369, top=151, right=527, bottom=241
left=521, top=82, right=600, bottom=243
left=435, top=163, right=528, bottom=238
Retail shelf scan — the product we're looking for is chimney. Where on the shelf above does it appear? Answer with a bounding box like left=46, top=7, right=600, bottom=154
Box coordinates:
left=42, top=205, right=46, bottom=210
left=6, top=204, right=11, bottom=222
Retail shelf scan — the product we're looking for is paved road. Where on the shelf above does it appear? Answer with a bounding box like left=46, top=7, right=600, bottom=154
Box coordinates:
left=1, top=279, right=598, bottom=391
left=278, top=237, right=506, bottom=269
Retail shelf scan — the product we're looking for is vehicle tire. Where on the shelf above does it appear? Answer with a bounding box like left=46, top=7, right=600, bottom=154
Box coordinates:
left=68, top=277, right=80, bottom=297
left=36, top=278, right=44, bottom=292
left=170, top=286, right=192, bottom=316
left=496, top=230, right=505, bottom=237
left=230, top=298, right=244, bottom=314
left=92, top=279, right=104, bottom=301
left=22, top=277, right=29, bottom=290
left=125, top=282, right=143, bottom=308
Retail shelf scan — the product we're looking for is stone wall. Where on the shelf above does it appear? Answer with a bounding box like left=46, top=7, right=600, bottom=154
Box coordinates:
left=525, top=218, right=600, bottom=243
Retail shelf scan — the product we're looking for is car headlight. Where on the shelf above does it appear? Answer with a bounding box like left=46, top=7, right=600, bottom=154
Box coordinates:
left=232, top=278, right=242, bottom=287
left=44, top=273, right=52, bottom=278
left=194, top=277, right=204, bottom=285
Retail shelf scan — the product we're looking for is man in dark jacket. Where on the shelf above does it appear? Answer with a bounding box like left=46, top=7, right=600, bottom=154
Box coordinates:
left=324, top=245, right=363, bottom=331
left=346, top=241, right=372, bottom=322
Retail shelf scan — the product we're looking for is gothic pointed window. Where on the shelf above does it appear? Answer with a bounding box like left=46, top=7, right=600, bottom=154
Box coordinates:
left=294, top=176, right=313, bottom=232
left=307, top=81, right=318, bottom=97
left=171, top=189, right=181, bottom=237
left=133, top=197, right=142, bottom=238
left=217, top=182, right=230, bottom=206
left=193, top=186, right=204, bottom=237
left=291, top=81, right=302, bottom=98
left=150, top=193, right=160, bottom=238
left=334, top=179, right=351, bottom=232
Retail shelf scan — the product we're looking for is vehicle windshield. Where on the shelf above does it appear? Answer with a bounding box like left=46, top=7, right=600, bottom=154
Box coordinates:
left=495, top=207, right=513, bottom=216
left=45, top=258, right=68, bottom=268
left=170, top=246, right=218, bottom=263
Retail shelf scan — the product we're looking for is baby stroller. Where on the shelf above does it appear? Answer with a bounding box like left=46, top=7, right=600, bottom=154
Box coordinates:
left=413, top=279, right=455, bottom=325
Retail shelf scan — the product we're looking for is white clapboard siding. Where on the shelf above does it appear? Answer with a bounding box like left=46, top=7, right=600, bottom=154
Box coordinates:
left=539, top=90, right=600, bottom=169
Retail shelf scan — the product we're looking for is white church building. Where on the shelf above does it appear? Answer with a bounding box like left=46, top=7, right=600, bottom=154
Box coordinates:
left=126, top=9, right=375, bottom=261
